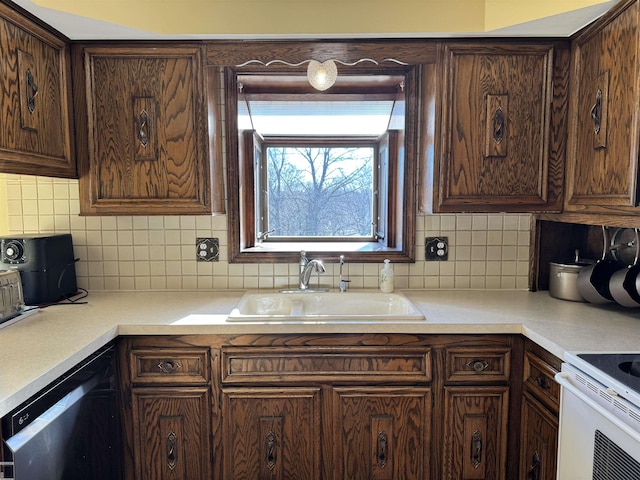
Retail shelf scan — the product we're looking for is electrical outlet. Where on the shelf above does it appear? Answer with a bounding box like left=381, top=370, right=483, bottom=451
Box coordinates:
left=425, top=237, right=448, bottom=261
left=196, top=238, right=219, bottom=262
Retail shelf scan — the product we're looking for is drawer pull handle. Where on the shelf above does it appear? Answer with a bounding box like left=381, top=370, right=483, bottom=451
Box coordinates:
left=466, top=359, right=489, bottom=372
left=377, top=430, right=389, bottom=469
left=138, top=109, right=149, bottom=148
left=167, top=431, right=177, bottom=470
left=158, top=360, right=182, bottom=373
left=534, top=374, right=551, bottom=390
left=492, top=106, right=505, bottom=144
left=26, top=69, right=38, bottom=114
left=527, top=451, right=541, bottom=480
left=590, top=89, right=602, bottom=135
left=471, top=429, right=482, bottom=468
left=265, top=431, right=277, bottom=470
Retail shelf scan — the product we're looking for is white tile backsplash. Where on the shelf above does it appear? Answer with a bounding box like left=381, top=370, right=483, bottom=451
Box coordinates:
left=1, top=174, right=531, bottom=291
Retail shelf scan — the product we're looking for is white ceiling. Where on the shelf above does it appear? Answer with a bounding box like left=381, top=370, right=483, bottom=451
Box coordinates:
left=12, top=0, right=619, bottom=40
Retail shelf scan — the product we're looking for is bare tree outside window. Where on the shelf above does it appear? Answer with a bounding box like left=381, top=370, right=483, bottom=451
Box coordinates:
left=266, top=146, right=375, bottom=238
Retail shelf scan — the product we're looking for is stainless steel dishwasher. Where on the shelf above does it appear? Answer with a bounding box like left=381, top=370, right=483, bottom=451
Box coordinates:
left=1, top=342, right=120, bottom=480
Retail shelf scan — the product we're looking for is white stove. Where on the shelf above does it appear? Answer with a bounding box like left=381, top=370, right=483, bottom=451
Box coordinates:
left=556, top=352, right=640, bottom=480
left=565, top=352, right=640, bottom=408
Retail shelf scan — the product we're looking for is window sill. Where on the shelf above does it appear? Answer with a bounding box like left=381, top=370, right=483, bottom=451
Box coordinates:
left=232, top=241, right=411, bottom=264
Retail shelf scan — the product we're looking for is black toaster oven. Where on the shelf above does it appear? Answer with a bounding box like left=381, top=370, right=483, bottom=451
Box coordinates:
left=0, top=234, right=78, bottom=305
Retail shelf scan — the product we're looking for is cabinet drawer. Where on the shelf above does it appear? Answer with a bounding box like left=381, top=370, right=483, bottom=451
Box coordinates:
left=221, top=347, right=431, bottom=384
left=129, top=348, right=209, bottom=384
left=444, top=347, right=511, bottom=383
left=523, top=351, right=560, bottom=412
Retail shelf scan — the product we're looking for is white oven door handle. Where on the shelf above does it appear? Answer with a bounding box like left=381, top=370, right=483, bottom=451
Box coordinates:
left=555, top=372, right=640, bottom=443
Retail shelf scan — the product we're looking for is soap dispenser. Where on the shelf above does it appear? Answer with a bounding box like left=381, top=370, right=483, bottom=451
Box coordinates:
left=380, top=259, right=394, bottom=293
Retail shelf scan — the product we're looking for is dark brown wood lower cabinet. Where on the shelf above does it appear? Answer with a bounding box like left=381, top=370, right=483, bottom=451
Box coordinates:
left=442, top=386, right=510, bottom=480
left=519, top=391, right=558, bottom=480
left=131, top=388, right=211, bottom=480
left=222, top=387, right=322, bottom=479
left=332, top=387, right=431, bottom=480
left=118, top=334, right=522, bottom=479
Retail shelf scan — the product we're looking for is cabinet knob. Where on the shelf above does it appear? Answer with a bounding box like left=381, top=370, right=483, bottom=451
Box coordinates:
left=466, top=358, right=490, bottom=372
left=158, top=360, right=181, bottom=373
left=534, top=374, right=551, bottom=390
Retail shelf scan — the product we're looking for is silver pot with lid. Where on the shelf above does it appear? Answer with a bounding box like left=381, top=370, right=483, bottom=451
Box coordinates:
left=549, top=249, right=594, bottom=302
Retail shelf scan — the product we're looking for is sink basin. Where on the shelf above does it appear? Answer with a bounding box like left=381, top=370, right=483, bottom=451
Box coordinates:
left=227, top=292, right=425, bottom=322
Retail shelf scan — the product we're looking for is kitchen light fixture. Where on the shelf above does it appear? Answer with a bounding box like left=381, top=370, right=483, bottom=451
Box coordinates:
left=307, top=59, right=338, bottom=91
left=236, top=57, right=410, bottom=91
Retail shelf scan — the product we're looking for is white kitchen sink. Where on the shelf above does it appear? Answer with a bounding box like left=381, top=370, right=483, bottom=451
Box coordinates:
left=227, top=292, right=425, bottom=322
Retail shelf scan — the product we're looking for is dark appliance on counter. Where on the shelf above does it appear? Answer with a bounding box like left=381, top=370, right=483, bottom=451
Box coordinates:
left=0, top=234, right=78, bottom=305
left=1, top=342, right=120, bottom=480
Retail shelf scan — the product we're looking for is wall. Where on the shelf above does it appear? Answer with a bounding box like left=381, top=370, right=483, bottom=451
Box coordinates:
left=0, top=176, right=7, bottom=235
left=32, top=0, right=611, bottom=36
left=1, top=173, right=531, bottom=292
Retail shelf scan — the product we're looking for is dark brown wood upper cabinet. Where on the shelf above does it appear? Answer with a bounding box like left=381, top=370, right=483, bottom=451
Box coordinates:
left=73, top=44, right=213, bottom=215
left=0, top=2, right=75, bottom=178
left=565, top=0, right=640, bottom=214
left=432, top=41, right=568, bottom=213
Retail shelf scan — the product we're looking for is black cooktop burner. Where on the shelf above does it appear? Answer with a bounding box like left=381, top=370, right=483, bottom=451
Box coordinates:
left=578, top=353, right=640, bottom=396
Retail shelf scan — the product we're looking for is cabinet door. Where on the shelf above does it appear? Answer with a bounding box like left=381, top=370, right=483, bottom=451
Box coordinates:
left=78, top=45, right=211, bottom=215
left=519, top=392, right=558, bottom=480
left=222, top=387, right=321, bottom=480
left=131, top=387, right=211, bottom=480
left=437, top=42, right=564, bottom=212
left=565, top=1, right=640, bottom=213
left=0, top=3, right=75, bottom=178
left=332, top=387, right=431, bottom=480
left=442, top=386, right=509, bottom=480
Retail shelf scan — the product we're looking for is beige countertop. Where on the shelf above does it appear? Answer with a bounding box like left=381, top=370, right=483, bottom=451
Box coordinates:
left=1, top=288, right=639, bottom=417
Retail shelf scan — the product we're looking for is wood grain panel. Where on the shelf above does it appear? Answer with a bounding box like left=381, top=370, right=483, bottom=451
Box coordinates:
left=222, top=387, right=321, bottom=479
left=130, top=348, right=209, bottom=385
left=131, top=388, right=211, bottom=480
left=437, top=42, right=558, bottom=212
left=221, top=346, right=431, bottom=384
left=332, top=387, right=431, bottom=480
left=0, top=2, right=75, bottom=177
left=519, top=392, right=558, bottom=480
left=442, top=387, right=509, bottom=480
left=444, top=347, right=511, bottom=383
left=565, top=0, right=640, bottom=212
left=206, top=40, right=436, bottom=67
left=79, top=45, right=211, bottom=215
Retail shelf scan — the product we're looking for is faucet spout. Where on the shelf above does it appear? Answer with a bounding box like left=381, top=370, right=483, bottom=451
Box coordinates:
left=299, top=252, right=325, bottom=290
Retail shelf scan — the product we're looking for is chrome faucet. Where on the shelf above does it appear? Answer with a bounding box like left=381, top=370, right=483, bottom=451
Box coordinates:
left=299, top=250, right=326, bottom=290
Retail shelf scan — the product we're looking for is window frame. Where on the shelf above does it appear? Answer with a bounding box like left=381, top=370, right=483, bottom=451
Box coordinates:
left=225, top=63, right=420, bottom=264
left=258, top=136, right=380, bottom=243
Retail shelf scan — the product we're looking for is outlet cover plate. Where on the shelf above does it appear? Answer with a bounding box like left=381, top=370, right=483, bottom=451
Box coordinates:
left=425, top=236, right=448, bottom=261
left=196, top=237, right=219, bottom=262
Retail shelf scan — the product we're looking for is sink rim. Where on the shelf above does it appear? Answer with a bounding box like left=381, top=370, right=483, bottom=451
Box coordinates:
left=226, top=291, right=426, bottom=322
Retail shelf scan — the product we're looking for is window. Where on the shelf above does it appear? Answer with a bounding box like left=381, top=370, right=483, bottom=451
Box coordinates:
left=261, top=142, right=376, bottom=240
left=225, top=61, right=420, bottom=263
